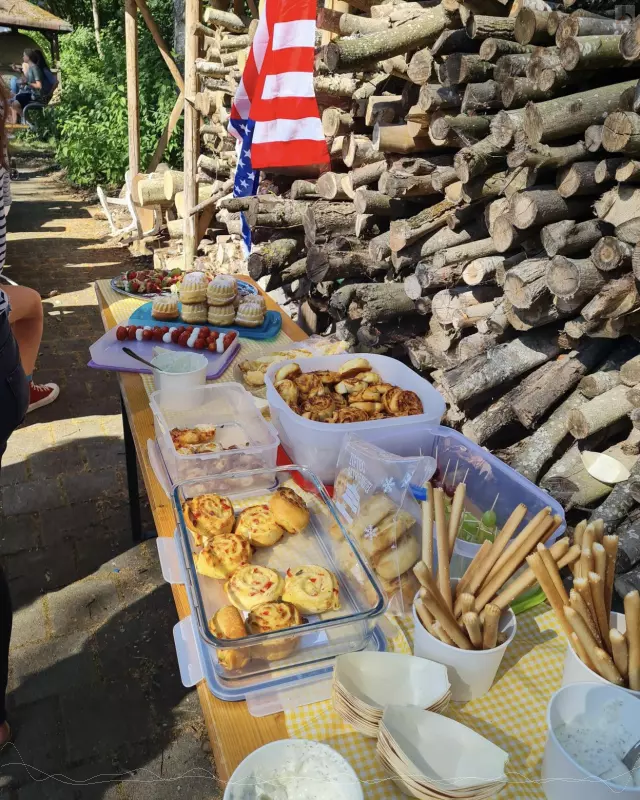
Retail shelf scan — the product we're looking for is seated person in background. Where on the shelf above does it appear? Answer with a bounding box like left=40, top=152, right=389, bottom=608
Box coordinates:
left=8, top=50, right=51, bottom=124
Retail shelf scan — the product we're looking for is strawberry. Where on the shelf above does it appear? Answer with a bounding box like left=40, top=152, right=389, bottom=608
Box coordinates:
left=129, top=279, right=141, bottom=293
left=116, top=326, right=128, bottom=341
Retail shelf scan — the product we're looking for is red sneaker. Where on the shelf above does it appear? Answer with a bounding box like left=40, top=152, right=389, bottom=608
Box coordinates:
left=28, top=381, right=60, bottom=413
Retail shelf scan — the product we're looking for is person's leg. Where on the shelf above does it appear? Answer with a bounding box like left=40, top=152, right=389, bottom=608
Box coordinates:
left=0, top=313, right=28, bottom=747
left=5, top=285, right=42, bottom=377
left=0, top=565, right=11, bottom=747
left=9, top=77, right=19, bottom=96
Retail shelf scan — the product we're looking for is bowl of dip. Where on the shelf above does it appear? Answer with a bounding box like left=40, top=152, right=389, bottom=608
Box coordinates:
left=223, top=739, right=364, bottom=800
left=542, top=682, right=640, bottom=800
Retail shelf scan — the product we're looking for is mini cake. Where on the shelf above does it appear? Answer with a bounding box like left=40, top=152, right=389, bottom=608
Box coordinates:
left=241, top=294, right=266, bottom=312
left=208, top=303, right=236, bottom=326
left=207, top=275, right=237, bottom=306
left=151, top=294, right=179, bottom=321
left=179, top=271, right=208, bottom=304
left=181, top=302, right=208, bottom=324
left=235, top=302, right=265, bottom=328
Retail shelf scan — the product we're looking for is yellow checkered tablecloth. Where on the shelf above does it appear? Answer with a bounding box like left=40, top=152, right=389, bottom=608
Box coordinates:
left=287, top=605, right=566, bottom=800
left=96, top=279, right=293, bottom=398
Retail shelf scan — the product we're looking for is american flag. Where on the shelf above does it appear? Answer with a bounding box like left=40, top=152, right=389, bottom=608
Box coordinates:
left=228, top=0, right=329, bottom=251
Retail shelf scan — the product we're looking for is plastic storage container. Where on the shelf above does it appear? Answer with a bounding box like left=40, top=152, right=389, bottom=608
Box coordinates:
left=173, top=465, right=387, bottom=683
left=150, top=382, right=279, bottom=486
left=265, top=353, right=446, bottom=483
left=405, top=426, right=566, bottom=580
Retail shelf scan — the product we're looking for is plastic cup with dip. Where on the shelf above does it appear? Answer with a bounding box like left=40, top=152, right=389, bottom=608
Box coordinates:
left=542, top=682, right=640, bottom=800
left=412, top=580, right=517, bottom=702
left=151, top=350, right=208, bottom=409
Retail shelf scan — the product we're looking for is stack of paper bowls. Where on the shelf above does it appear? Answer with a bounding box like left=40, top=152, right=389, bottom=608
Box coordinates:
left=377, top=706, right=509, bottom=800
left=332, top=652, right=451, bottom=738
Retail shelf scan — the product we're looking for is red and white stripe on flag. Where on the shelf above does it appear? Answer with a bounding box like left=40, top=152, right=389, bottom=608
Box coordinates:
left=229, top=0, right=330, bottom=170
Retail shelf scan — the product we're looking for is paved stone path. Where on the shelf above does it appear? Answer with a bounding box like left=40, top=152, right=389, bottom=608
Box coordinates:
left=0, top=162, right=220, bottom=799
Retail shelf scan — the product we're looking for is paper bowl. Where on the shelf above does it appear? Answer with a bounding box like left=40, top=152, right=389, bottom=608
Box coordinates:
left=542, top=682, right=640, bottom=800
left=379, top=705, right=508, bottom=794
left=335, top=651, right=450, bottom=711
left=412, top=585, right=517, bottom=702
left=562, top=611, right=640, bottom=699
left=222, top=739, right=363, bottom=800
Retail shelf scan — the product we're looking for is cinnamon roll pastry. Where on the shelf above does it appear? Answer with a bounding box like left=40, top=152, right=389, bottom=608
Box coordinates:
left=382, top=386, right=403, bottom=414
left=337, top=357, right=371, bottom=379
left=274, top=363, right=301, bottom=383
left=372, top=533, right=421, bottom=580
left=269, top=487, right=310, bottom=534
left=376, top=383, right=394, bottom=395
left=208, top=606, right=250, bottom=671
left=335, top=379, right=367, bottom=395
left=234, top=504, right=285, bottom=547
left=349, top=387, right=382, bottom=403
left=332, top=392, right=347, bottom=409
left=282, top=565, right=341, bottom=614
left=294, top=372, right=326, bottom=398
left=247, top=601, right=304, bottom=661
left=386, top=389, right=423, bottom=416
left=225, top=565, right=285, bottom=611
left=195, top=534, right=252, bottom=580
left=301, top=394, right=335, bottom=421
left=331, top=407, right=369, bottom=424
left=358, top=371, right=382, bottom=385
left=275, top=379, right=299, bottom=408
left=350, top=401, right=384, bottom=414
left=315, top=370, right=341, bottom=385
left=182, top=494, right=235, bottom=547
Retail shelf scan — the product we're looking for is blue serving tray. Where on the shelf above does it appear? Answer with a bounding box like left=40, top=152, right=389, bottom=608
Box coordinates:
left=128, top=303, right=282, bottom=339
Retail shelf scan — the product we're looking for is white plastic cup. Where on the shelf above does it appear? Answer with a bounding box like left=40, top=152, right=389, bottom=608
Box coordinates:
left=562, top=611, right=640, bottom=699
left=412, top=585, right=517, bottom=702
left=152, top=353, right=207, bottom=409
left=542, top=682, right=640, bottom=800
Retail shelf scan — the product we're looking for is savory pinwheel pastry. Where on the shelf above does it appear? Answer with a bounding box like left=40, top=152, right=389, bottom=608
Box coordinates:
left=234, top=504, right=285, bottom=548
left=195, top=533, right=252, bottom=580
left=301, top=395, right=335, bottom=421
left=182, top=494, right=235, bottom=547
left=170, top=425, right=217, bottom=451
left=294, top=372, right=326, bottom=398
left=282, top=565, right=340, bottom=614
left=246, top=601, right=304, bottom=661
left=208, top=606, right=250, bottom=671
left=269, top=487, right=310, bottom=534
left=383, top=387, right=422, bottom=416
left=224, top=565, right=285, bottom=611
left=275, top=379, right=299, bottom=408
left=330, top=407, right=369, bottom=424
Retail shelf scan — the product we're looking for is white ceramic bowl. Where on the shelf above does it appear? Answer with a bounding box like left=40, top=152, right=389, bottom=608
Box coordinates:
left=412, top=583, right=517, bottom=702
left=151, top=352, right=207, bottom=408
left=542, top=682, right=640, bottom=800
left=222, top=739, right=363, bottom=800
left=562, top=611, right=640, bottom=699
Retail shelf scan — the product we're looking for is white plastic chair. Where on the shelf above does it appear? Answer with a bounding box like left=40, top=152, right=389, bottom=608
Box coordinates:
left=97, top=171, right=162, bottom=242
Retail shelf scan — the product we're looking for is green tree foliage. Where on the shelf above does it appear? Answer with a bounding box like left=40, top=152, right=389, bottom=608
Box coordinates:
left=49, top=0, right=183, bottom=187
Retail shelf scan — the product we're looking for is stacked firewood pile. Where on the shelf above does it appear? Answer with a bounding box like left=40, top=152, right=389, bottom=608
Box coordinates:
left=140, top=0, right=640, bottom=595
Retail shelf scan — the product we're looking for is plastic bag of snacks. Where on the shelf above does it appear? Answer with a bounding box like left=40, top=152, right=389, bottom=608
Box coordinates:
left=332, top=435, right=436, bottom=613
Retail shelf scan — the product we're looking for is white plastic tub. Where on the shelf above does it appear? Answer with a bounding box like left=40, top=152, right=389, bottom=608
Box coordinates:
left=150, top=382, right=279, bottom=486
left=265, top=353, right=446, bottom=483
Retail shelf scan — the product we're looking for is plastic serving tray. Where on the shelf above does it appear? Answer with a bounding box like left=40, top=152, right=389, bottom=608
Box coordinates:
left=129, top=304, right=282, bottom=340
left=157, top=532, right=386, bottom=715
left=88, top=327, right=239, bottom=378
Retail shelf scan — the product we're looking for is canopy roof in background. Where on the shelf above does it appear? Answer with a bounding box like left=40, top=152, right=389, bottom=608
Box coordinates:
left=0, top=0, right=72, bottom=32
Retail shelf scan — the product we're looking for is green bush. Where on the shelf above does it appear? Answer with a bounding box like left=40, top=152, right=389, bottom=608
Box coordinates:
left=53, top=8, right=183, bottom=188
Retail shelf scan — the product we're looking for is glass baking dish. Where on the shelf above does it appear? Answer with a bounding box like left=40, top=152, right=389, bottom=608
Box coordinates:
left=173, top=465, right=387, bottom=681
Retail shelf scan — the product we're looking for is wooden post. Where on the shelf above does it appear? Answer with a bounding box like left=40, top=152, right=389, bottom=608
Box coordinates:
left=183, top=0, right=200, bottom=269
left=125, top=0, right=140, bottom=176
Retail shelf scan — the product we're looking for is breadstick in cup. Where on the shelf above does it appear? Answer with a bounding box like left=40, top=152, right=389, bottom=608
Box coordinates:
left=603, top=535, right=618, bottom=619
left=588, top=571, right=611, bottom=654
left=565, top=607, right=624, bottom=686
left=462, top=612, right=483, bottom=649
left=433, top=487, right=452, bottom=611
left=538, top=543, right=569, bottom=606
left=421, top=483, right=434, bottom=574
left=610, top=629, right=629, bottom=680
left=569, top=588, right=600, bottom=644
left=624, top=590, right=640, bottom=691
left=482, top=603, right=501, bottom=650
left=574, top=576, right=599, bottom=642
left=572, top=520, right=586, bottom=577
left=448, top=482, right=466, bottom=558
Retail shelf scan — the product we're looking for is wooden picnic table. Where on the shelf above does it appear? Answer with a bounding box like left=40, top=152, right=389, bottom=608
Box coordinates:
left=95, top=276, right=306, bottom=784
